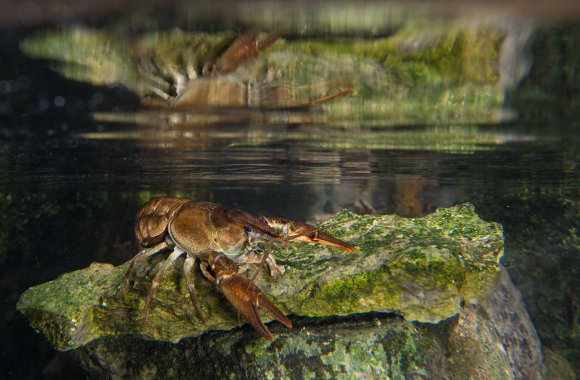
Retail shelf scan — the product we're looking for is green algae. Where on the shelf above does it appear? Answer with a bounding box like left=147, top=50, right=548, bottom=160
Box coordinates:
left=17, top=204, right=503, bottom=350
left=282, top=204, right=502, bottom=321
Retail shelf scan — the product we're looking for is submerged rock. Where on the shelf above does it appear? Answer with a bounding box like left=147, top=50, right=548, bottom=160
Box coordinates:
left=74, top=269, right=542, bottom=379
left=18, top=203, right=503, bottom=351
left=76, top=310, right=513, bottom=379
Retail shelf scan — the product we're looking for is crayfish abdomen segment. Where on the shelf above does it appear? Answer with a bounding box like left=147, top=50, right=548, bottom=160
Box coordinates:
left=135, top=197, right=191, bottom=246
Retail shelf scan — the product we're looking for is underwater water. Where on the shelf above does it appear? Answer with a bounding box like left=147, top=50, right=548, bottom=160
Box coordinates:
left=1, top=2, right=579, bottom=378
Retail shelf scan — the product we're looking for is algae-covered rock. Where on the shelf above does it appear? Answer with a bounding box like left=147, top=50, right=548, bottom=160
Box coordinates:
left=75, top=312, right=511, bottom=379
left=74, top=268, right=539, bottom=379
left=17, top=203, right=503, bottom=351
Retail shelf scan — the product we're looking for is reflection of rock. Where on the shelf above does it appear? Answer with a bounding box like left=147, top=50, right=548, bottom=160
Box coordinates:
left=16, top=204, right=549, bottom=377
left=20, top=20, right=523, bottom=126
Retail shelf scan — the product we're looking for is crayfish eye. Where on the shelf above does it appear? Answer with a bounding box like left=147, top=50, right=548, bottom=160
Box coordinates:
left=244, top=226, right=253, bottom=233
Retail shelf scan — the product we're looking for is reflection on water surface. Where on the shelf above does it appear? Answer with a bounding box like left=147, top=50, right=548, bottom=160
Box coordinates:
left=0, top=2, right=578, bottom=378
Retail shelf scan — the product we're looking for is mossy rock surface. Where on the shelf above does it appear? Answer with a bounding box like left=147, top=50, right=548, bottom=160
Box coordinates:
left=17, top=203, right=503, bottom=350
left=75, top=311, right=514, bottom=380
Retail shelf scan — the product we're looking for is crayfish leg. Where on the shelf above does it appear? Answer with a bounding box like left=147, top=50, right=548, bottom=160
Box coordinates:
left=124, top=241, right=169, bottom=285
left=142, top=248, right=183, bottom=318
left=242, top=251, right=286, bottom=278
left=183, top=255, right=205, bottom=321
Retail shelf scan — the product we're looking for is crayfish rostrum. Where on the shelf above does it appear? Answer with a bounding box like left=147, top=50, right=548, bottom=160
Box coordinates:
left=125, top=197, right=355, bottom=341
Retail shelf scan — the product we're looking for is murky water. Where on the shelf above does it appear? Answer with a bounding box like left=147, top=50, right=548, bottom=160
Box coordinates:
left=1, top=3, right=579, bottom=378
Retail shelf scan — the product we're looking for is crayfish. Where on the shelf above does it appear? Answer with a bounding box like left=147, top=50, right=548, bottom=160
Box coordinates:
left=125, top=197, right=354, bottom=341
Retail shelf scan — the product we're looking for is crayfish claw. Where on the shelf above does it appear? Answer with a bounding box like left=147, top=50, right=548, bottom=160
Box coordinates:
left=256, top=291, right=293, bottom=329
left=219, top=275, right=291, bottom=341
left=207, top=251, right=292, bottom=340
left=265, top=216, right=355, bottom=251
